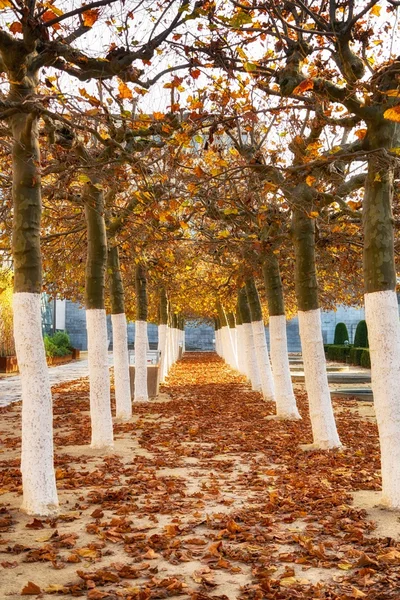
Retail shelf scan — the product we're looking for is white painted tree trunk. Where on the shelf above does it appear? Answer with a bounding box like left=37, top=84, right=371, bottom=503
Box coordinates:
left=252, top=320, right=275, bottom=401
left=86, top=309, right=114, bottom=449
left=230, top=327, right=238, bottom=367
left=217, top=330, right=222, bottom=356
left=242, top=322, right=261, bottom=391
left=158, top=323, right=168, bottom=383
left=111, top=313, right=132, bottom=420
left=269, top=315, right=301, bottom=419
left=298, top=309, right=341, bottom=449
left=226, top=327, right=238, bottom=370
left=134, top=320, right=148, bottom=401
left=236, top=324, right=246, bottom=375
left=13, top=293, right=59, bottom=516
left=220, top=326, right=230, bottom=364
left=365, top=290, right=400, bottom=508
left=166, top=326, right=173, bottom=373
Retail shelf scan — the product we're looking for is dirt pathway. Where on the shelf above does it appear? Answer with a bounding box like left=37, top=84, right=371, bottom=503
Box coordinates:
left=0, top=352, right=399, bottom=599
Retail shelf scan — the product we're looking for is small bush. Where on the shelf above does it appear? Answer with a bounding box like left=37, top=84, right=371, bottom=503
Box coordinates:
left=51, top=331, right=71, bottom=351
left=349, top=347, right=364, bottom=366
left=326, top=344, right=351, bottom=362
left=334, top=322, right=349, bottom=345
left=44, top=332, right=72, bottom=357
left=354, top=320, right=369, bottom=348
left=361, top=349, right=371, bottom=369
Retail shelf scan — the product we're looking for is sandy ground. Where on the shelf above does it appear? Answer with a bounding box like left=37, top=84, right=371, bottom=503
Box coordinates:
left=0, top=353, right=399, bottom=599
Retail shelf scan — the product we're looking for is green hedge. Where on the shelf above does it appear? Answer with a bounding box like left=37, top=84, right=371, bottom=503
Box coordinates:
left=360, top=349, right=371, bottom=369
left=325, top=344, right=351, bottom=362
left=349, top=347, right=364, bottom=366
left=334, top=322, right=349, bottom=345
left=354, top=320, right=369, bottom=348
left=44, top=332, right=72, bottom=358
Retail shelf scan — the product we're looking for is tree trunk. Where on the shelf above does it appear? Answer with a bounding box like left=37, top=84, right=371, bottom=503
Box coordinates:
left=237, top=288, right=261, bottom=390
left=292, top=195, right=340, bottom=448
left=226, top=312, right=238, bottom=369
left=262, top=254, right=300, bottom=419
left=135, top=262, right=148, bottom=401
left=235, top=302, right=246, bottom=376
left=84, top=183, right=114, bottom=449
left=363, top=118, right=400, bottom=507
left=245, top=277, right=275, bottom=401
left=108, top=244, right=131, bottom=420
left=158, top=288, right=168, bottom=383
left=217, top=302, right=237, bottom=370
left=11, top=96, right=59, bottom=515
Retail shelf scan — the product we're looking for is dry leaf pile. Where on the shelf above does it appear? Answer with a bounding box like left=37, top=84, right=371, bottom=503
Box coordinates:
left=0, top=352, right=399, bottom=599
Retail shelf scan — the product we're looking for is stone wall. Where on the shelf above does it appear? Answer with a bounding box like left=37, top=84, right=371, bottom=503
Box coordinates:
left=64, top=300, right=368, bottom=354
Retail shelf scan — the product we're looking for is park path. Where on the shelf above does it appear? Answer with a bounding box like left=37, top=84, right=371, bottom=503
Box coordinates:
left=1, top=352, right=397, bottom=599
left=0, top=355, right=109, bottom=407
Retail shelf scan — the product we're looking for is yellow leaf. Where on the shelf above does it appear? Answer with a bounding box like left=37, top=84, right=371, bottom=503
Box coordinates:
left=118, top=81, right=133, bottom=99
left=0, top=0, right=12, bottom=8
left=370, top=4, right=381, bottom=16
left=384, top=89, right=400, bottom=97
left=338, top=562, right=353, bottom=570
left=76, top=548, right=97, bottom=558
left=45, top=585, right=69, bottom=593
left=279, top=577, right=297, bottom=587
left=349, top=587, right=367, bottom=598
left=383, top=105, right=400, bottom=122
left=306, top=175, right=316, bottom=186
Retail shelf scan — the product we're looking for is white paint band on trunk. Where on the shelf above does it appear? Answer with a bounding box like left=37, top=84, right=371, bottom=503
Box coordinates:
left=252, top=320, right=275, bottom=401
left=365, top=290, right=400, bottom=508
left=220, top=326, right=230, bottom=364
left=269, top=315, right=301, bottom=419
left=231, top=327, right=238, bottom=367
left=236, top=324, right=246, bottom=376
left=86, top=309, right=114, bottom=449
left=13, top=292, right=59, bottom=516
left=298, top=308, right=341, bottom=449
left=158, top=324, right=168, bottom=383
left=242, top=322, right=261, bottom=391
left=111, top=313, right=132, bottom=420
left=134, top=320, right=148, bottom=401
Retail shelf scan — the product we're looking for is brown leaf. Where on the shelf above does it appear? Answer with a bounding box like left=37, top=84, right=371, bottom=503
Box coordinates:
left=25, top=518, right=44, bottom=529
left=21, top=581, right=41, bottom=595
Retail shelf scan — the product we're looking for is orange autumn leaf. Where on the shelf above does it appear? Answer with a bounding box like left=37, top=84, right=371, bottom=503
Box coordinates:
left=383, top=105, right=400, bottom=122
left=292, top=79, right=314, bottom=94
left=21, top=581, right=41, bottom=595
left=118, top=81, right=133, bottom=99
left=83, top=9, right=100, bottom=27
left=42, top=10, right=61, bottom=30
left=9, top=22, right=22, bottom=34
left=355, top=129, right=367, bottom=139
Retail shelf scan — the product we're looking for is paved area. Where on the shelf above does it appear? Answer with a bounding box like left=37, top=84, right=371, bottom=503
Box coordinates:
left=0, top=356, right=112, bottom=407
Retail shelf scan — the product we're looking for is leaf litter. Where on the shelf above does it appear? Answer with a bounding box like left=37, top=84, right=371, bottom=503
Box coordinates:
left=0, top=352, right=399, bottom=598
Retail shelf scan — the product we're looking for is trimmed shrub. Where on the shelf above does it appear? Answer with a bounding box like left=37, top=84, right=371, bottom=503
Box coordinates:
left=354, top=320, right=369, bottom=348
left=44, top=332, right=72, bottom=358
left=361, top=349, right=371, bottom=369
left=349, top=347, right=364, bottom=366
left=326, top=345, right=351, bottom=362
left=334, top=322, right=349, bottom=345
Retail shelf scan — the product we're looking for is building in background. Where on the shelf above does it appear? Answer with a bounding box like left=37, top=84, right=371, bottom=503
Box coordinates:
left=46, top=299, right=366, bottom=353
